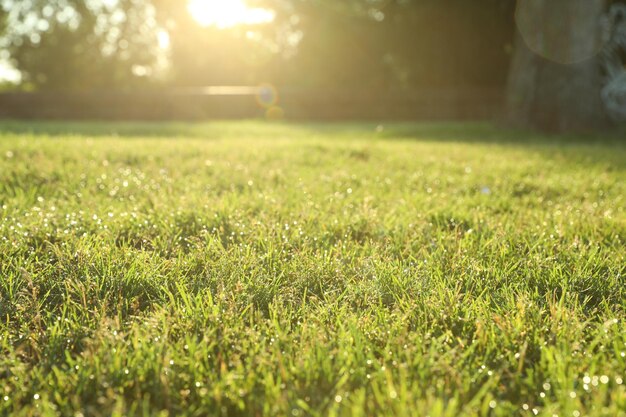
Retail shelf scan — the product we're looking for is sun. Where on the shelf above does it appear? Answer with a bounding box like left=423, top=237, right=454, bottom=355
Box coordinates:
left=187, top=0, right=275, bottom=29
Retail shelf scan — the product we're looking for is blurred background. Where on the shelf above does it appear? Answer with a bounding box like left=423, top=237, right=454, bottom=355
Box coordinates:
left=0, top=0, right=623, bottom=131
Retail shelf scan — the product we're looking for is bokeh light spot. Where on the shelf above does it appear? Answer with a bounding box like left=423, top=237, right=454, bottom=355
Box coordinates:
left=515, top=0, right=606, bottom=64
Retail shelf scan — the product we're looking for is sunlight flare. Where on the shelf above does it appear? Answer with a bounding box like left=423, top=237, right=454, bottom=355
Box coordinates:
left=187, top=0, right=275, bottom=29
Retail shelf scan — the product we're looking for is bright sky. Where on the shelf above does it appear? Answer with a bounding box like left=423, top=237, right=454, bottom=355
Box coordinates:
left=187, top=0, right=275, bottom=29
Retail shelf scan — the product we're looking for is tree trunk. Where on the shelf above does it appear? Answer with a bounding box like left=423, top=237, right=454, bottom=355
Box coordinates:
left=506, top=0, right=610, bottom=132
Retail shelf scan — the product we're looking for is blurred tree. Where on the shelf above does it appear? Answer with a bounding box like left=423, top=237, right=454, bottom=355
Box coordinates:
left=506, top=0, right=611, bottom=132
left=147, top=0, right=516, bottom=90
left=1, top=0, right=517, bottom=94
left=277, top=0, right=516, bottom=90
left=1, top=0, right=162, bottom=90
left=601, top=2, right=626, bottom=123
left=150, top=0, right=299, bottom=87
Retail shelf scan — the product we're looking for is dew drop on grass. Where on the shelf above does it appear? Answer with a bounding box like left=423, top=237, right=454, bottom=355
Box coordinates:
left=33, top=394, right=40, bottom=400
left=334, top=395, right=342, bottom=403
left=3, top=396, right=8, bottom=401
left=489, top=400, right=497, bottom=409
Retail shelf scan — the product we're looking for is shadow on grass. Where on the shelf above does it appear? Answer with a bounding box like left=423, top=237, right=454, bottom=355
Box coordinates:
left=0, top=119, right=314, bottom=140
left=0, top=119, right=624, bottom=148
left=374, top=121, right=626, bottom=146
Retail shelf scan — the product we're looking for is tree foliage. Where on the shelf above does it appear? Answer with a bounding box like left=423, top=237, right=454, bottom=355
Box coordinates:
left=1, top=0, right=161, bottom=90
left=283, top=0, right=515, bottom=89
left=0, top=0, right=516, bottom=91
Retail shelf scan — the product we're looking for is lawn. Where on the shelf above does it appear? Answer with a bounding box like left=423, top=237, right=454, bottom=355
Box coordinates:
left=0, top=121, right=624, bottom=417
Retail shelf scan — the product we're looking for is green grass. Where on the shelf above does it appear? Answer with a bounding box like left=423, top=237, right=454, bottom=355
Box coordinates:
left=0, top=121, right=624, bottom=417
